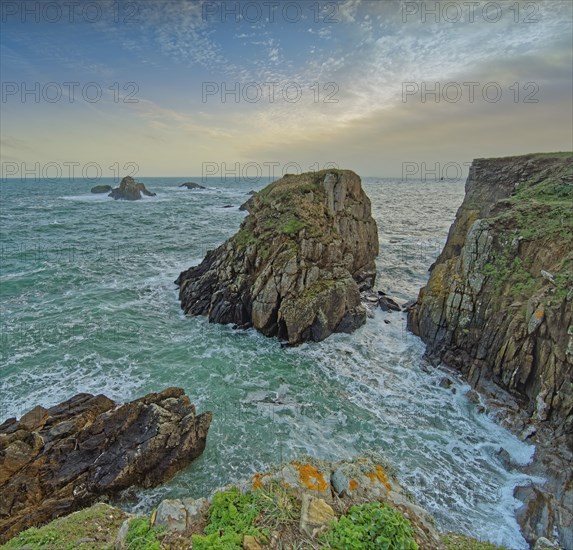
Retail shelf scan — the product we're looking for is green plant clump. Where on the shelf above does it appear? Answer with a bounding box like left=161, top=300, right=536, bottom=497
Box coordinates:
left=281, top=217, right=306, bottom=235
left=125, top=517, right=165, bottom=550
left=320, top=502, right=418, bottom=550
left=192, top=487, right=267, bottom=549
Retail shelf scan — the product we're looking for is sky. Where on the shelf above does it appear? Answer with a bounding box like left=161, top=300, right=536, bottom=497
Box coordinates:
left=1, top=0, right=572, bottom=179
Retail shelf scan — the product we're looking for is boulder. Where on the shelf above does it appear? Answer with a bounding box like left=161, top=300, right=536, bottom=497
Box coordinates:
left=179, top=182, right=206, bottom=189
left=299, top=494, right=336, bottom=537
left=153, top=497, right=207, bottom=534
left=0, top=388, right=211, bottom=543
left=176, top=170, right=379, bottom=345
left=379, top=295, right=401, bottom=312
left=91, top=185, right=112, bottom=193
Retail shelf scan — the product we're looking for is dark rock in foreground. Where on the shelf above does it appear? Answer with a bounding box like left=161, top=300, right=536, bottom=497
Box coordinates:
left=0, top=387, right=211, bottom=543
left=91, top=185, right=112, bottom=193
left=179, top=182, right=206, bottom=190
left=177, top=170, right=379, bottom=345
left=108, top=176, right=156, bottom=200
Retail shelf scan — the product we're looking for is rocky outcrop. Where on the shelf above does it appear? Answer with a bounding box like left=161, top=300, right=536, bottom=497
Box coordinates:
left=150, top=456, right=443, bottom=549
left=179, top=182, right=206, bottom=189
left=91, top=185, right=112, bottom=193
left=0, top=388, right=211, bottom=543
left=108, top=176, right=156, bottom=200
left=176, top=170, right=379, bottom=345
left=408, top=152, right=573, bottom=547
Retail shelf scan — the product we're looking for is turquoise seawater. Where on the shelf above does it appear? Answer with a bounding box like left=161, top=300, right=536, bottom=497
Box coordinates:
left=0, top=177, right=536, bottom=548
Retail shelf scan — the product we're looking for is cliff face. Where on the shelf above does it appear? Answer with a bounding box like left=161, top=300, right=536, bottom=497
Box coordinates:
left=408, top=153, right=573, bottom=546
left=176, top=170, right=379, bottom=345
left=409, top=153, right=573, bottom=444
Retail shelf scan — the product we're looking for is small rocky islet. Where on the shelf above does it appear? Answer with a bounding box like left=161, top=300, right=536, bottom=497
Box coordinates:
left=176, top=169, right=380, bottom=345
left=2, top=153, right=572, bottom=549
left=91, top=176, right=157, bottom=200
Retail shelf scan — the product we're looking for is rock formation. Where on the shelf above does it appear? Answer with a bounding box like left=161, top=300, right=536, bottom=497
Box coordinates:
left=408, top=152, right=572, bottom=547
left=176, top=170, right=379, bottom=345
left=108, top=176, right=156, bottom=200
left=179, top=182, right=206, bottom=189
left=151, top=456, right=443, bottom=549
left=0, top=388, right=211, bottom=543
left=91, top=184, right=112, bottom=193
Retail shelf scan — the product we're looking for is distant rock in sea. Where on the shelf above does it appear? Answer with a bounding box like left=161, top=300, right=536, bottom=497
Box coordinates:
left=179, top=182, right=206, bottom=189
left=0, top=388, right=211, bottom=543
left=90, top=184, right=112, bottom=193
left=176, top=169, right=379, bottom=345
left=108, top=176, right=156, bottom=200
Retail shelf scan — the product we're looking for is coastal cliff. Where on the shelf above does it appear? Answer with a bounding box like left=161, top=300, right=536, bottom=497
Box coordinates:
left=176, top=169, right=379, bottom=345
left=408, top=152, right=573, bottom=547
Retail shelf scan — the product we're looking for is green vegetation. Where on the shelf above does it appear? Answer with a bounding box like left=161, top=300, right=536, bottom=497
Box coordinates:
left=252, top=481, right=301, bottom=532
left=192, top=487, right=267, bottom=549
left=233, top=170, right=337, bottom=252
left=481, top=255, right=536, bottom=299
left=441, top=532, right=507, bottom=550
left=192, top=482, right=300, bottom=549
left=0, top=503, right=126, bottom=550
left=281, top=217, right=306, bottom=235
left=320, top=502, right=418, bottom=550
left=554, top=256, right=573, bottom=300
left=125, top=517, right=165, bottom=550
left=480, top=157, right=573, bottom=304
left=495, top=164, right=572, bottom=242
left=234, top=227, right=257, bottom=248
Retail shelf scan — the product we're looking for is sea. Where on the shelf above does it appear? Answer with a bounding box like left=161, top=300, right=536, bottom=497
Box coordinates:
left=0, top=176, right=540, bottom=549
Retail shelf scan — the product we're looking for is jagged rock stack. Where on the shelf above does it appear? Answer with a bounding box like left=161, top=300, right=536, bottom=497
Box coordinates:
left=176, top=170, right=379, bottom=345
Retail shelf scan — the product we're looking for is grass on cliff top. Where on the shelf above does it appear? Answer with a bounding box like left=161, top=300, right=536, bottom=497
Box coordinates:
left=234, top=170, right=352, bottom=253
left=477, top=151, right=572, bottom=161
left=1, top=503, right=127, bottom=550
left=481, top=156, right=573, bottom=301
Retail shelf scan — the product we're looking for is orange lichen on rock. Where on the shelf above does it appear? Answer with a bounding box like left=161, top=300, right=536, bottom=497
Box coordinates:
left=293, top=462, right=329, bottom=492
left=366, top=464, right=392, bottom=490
left=349, top=479, right=358, bottom=491
left=252, top=472, right=266, bottom=489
